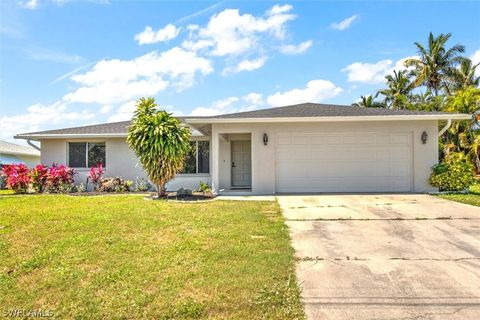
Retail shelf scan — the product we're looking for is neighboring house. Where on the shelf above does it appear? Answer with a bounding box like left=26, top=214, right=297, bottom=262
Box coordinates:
left=0, top=140, right=40, bottom=167
left=15, top=103, right=469, bottom=194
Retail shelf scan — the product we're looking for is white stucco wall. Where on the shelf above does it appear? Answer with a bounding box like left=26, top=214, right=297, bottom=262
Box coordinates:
left=212, top=120, right=439, bottom=194
left=38, top=120, right=439, bottom=194
left=40, top=137, right=211, bottom=191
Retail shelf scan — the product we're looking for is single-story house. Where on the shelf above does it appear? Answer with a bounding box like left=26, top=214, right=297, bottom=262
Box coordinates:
left=15, top=103, right=470, bottom=194
left=0, top=140, right=41, bottom=167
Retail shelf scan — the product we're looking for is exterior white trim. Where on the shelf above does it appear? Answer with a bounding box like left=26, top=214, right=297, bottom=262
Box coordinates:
left=186, top=114, right=470, bottom=124
left=16, top=133, right=127, bottom=140
left=16, top=132, right=208, bottom=140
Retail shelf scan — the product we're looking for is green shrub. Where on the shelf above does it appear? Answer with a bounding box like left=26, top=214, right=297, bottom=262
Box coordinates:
left=196, top=181, right=211, bottom=194
left=430, top=152, right=476, bottom=191
left=135, top=178, right=151, bottom=192
left=468, top=184, right=480, bottom=194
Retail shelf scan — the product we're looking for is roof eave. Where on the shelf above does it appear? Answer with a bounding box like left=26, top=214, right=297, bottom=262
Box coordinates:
left=14, top=133, right=128, bottom=140
left=185, top=114, right=471, bottom=124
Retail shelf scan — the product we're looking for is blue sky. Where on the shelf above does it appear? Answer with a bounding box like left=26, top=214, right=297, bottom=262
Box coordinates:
left=1, top=0, right=479, bottom=143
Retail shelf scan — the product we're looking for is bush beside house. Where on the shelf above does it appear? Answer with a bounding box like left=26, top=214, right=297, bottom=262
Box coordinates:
left=0, top=163, right=146, bottom=195
left=430, top=152, right=476, bottom=191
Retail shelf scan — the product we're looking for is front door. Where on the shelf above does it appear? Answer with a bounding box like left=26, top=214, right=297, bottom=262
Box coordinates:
left=231, top=140, right=252, bottom=188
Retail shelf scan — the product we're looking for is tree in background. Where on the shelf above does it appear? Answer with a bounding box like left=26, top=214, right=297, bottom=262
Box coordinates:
left=351, top=95, right=384, bottom=108
left=407, top=90, right=446, bottom=112
left=405, top=32, right=465, bottom=96
left=127, top=97, right=191, bottom=197
left=377, top=70, right=415, bottom=109
left=441, top=87, right=480, bottom=170
left=444, top=58, right=480, bottom=94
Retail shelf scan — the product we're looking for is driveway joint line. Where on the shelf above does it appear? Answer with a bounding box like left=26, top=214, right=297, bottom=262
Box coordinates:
left=298, top=256, right=480, bottom=262
left=285, top=217, right=479, bottom=221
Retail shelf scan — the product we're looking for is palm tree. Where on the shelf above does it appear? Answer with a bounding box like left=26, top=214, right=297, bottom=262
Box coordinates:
left=352, top=95, right=384, bottom=108
left=404, top=32, right=465, bottom=96
left=377, top=70, right=415, bottom=109
left=127, top=97, right=191, bottom=197
left=409, top=90, right=445, bottom=111
left=444, top=58, right=480, bottom=93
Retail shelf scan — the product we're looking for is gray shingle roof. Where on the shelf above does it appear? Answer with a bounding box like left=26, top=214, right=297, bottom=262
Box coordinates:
left=15, top=117, right=201, bottom=137
left=211, top=103, right=451, bottom=119
left=15, top=103, right=467, bottom=138
left=17, top=121, right=132, bottom=136
left=0, top=140, right=40, bottom=156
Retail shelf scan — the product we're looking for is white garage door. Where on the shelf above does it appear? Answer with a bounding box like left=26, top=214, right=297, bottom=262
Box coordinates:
left=275, top=132, right=413, bottom=193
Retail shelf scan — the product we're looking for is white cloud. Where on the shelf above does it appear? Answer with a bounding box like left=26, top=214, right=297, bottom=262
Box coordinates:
left=51, top=61, right=96, bottom=84
left=0, top=101, right=95, bottom=141
left=99, top=105, right=112, bottom=114
left=186, top=4, right=296, bottom=57
left=268, top=4, right=293, bottom=15
left=64, top=76, right=169, bottom=105
left=267, top=80, right=342, bottom=107
left=64, top=47, right=213, bottom=104
left=342, top=59, right=393, bottom=84
left=471, top=49, right=480, bottom=77
left=341, top=56, right=417, bottom=84
left=107, top=101, right=181, bottom=123
left=107, top=100, right=137, bottom=122
left=280, top=40, right=312, bottom=55
left=134, top=24, right=181, bottom=45
left=243, top=92, right=263, bottom=105
left=223, top=56, right=267, bottom=74
left=331, top=14, right=358, bottom=30
left=22, top=0, right=38, bottom=10
left=190, top=94, right=262, bottom=116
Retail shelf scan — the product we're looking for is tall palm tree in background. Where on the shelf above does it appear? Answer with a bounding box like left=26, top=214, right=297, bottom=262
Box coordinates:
left=444, top=58, right=480, bottom=94
left=351, top=95, right=384, bottom=108
left=410, top=90, right=446, bottom=111
left=377, top=70, right=415, bottom=109
left=405, top=32, right=465, bottom=96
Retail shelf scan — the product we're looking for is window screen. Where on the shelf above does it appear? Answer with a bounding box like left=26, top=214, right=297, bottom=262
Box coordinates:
left=197, top=141, right=210, bottom=174
left=182, top=141, right=197, bottom=174
left=88, top=143, right=106, bottom=167
left=68, top=142, right=87, bottom=167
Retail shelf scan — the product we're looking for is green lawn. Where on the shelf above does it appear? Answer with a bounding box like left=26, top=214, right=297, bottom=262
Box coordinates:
left=437, top=193, right=480, bottom=207
left=0, top=195, right=304, bottom=319
left=0, top=189, right=15, bottom=195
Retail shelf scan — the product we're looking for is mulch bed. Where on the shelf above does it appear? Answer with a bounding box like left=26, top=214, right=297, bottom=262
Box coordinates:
left=165, top=192, right=216, bottom=201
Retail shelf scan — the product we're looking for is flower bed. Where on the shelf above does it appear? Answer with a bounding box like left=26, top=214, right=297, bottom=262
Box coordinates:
left=1, top=163, right=77, bottom=194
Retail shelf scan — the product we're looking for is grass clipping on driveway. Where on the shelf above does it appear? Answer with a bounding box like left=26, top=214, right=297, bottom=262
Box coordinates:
left=0, top=195, right=304, bottom=319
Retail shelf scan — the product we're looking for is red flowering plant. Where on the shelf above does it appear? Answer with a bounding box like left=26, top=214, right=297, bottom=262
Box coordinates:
left=30, top=164, right=49, bottom=193
left=1, top=163, right=31, bottom=193
left=46, top=163, right=76, bottom=193
left=87, top=163, right=104, bottom=191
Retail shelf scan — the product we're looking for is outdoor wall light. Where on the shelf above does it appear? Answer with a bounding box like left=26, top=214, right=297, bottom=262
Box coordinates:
left=263, top=133, right=269, bottom=146
left=421, top=131, right=428, bottom=144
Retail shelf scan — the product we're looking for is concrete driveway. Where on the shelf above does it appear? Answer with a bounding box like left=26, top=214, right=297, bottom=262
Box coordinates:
left=278, top=194, right=480, bottom=320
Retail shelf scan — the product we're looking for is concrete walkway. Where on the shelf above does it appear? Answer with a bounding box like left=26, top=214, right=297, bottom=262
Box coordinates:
left=279, top=194, right=480, bottom=320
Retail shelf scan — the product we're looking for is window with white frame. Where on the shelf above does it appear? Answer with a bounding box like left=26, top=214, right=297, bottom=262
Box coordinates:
left=68, top=142, right=106, bottom=168
left=181, top=141, right=210, bottom=174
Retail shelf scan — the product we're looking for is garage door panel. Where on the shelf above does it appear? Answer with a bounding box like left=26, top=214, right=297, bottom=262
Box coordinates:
left=276, top=177, right=411, bottom=192
left=275, top=132, right=413, bottom=193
